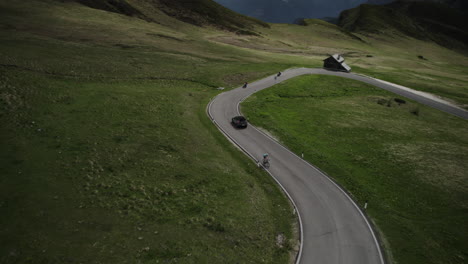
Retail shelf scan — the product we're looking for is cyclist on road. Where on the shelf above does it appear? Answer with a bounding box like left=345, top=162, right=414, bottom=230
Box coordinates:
left=262, top=153, right=270, bottom=168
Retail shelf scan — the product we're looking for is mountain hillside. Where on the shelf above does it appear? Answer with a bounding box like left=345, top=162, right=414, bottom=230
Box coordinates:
left=367, top=0, right=468, bottom=12
left=401, top=0, right=468, bottom=12
left=214, top=0, right=374, bottom=23
left=339, top=1, right=468, bottom=50
left=0, top=1, right=296, bottom=263
left=366, top=0, right=394, bottom=4
left=1, top=1, right=468, bottom=264
left=70, top=0, right=269, bottom=34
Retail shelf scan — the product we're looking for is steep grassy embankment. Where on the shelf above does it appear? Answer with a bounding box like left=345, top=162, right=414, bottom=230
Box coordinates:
left=0, top=1, right=302, bottom=263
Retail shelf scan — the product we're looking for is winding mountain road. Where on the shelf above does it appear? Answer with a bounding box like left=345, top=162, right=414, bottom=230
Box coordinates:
left=207, top=68, right=468, bottom=264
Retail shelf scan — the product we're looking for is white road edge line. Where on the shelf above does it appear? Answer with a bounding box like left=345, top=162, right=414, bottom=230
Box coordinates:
left=237, top=71, right=386, bottom=264
left=203, top=68, right=423, bottom=264
left=207, top=92, right=304, bottom=264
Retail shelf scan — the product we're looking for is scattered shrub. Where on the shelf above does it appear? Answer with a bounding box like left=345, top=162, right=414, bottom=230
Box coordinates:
left=203, top=218, right=225, bottom=232
left=377, top=98, right=387, bottom=105
left=394, top=98, right=406, bottom=104
left=410, top=106, right=420, bottom=116
left=236, top=29, right=260, bottom=36
left=386, top=99, right=392, bottom=107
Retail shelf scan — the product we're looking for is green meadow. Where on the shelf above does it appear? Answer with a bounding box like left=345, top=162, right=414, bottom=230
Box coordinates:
left=1, top=0, right=467, bottom=263
left=242, top=75, right=468, bottom=264
left=0, top=69, right=297, bottom=263
left=0, top=1, right=301, bottom=263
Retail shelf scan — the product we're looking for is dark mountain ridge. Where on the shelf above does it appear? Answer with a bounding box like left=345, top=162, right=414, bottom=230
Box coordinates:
left=63, top=0, right=269, bottom=34
left=339, top=1, right=468, bottom=50
left=401, top=0, right=468, bottom=12
left=214, top=0, right=377, bottom=23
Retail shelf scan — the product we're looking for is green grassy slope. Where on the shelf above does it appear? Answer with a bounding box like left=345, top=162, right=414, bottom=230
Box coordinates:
left=1, top=0, right=468, bottom=263
left=242, top=75, right=468, bottom=264
left=0, top=1, right=300, bottom=263
left=213, top=18, right=468, bottom=109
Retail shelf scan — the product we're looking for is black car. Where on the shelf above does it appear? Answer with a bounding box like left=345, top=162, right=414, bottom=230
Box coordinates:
left=231, top=116, right=247, bottom=128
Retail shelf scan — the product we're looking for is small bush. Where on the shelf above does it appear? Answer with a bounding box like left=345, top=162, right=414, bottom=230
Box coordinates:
left=236, top=29, right=260, bottom=36
left=203, top=221, right=225, bottom=232
left=377, top=98, right=387, bottom=105
left=410, top=106, right=420, bottom=116
left=386, top=99, right=392, bottom=107
left=394, top=98, right=406, bottom=104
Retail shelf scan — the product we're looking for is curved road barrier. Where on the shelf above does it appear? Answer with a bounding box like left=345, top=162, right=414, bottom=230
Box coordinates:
left=207, top=68, right=468, bottom=264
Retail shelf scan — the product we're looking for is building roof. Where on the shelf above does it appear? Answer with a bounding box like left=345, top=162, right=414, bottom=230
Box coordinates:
left=332, top=54, right=345, bottom=63
left=323, top=54, right=351, bottom=72
left=341, top=62, right=351, bottom=72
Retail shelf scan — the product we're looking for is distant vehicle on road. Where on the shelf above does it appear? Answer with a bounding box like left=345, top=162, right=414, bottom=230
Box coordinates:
left=231, top=116, right=247, bottom=128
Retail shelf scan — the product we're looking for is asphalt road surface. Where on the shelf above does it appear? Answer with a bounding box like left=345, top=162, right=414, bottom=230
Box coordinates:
left=208, top=68, right=468, bottom=264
